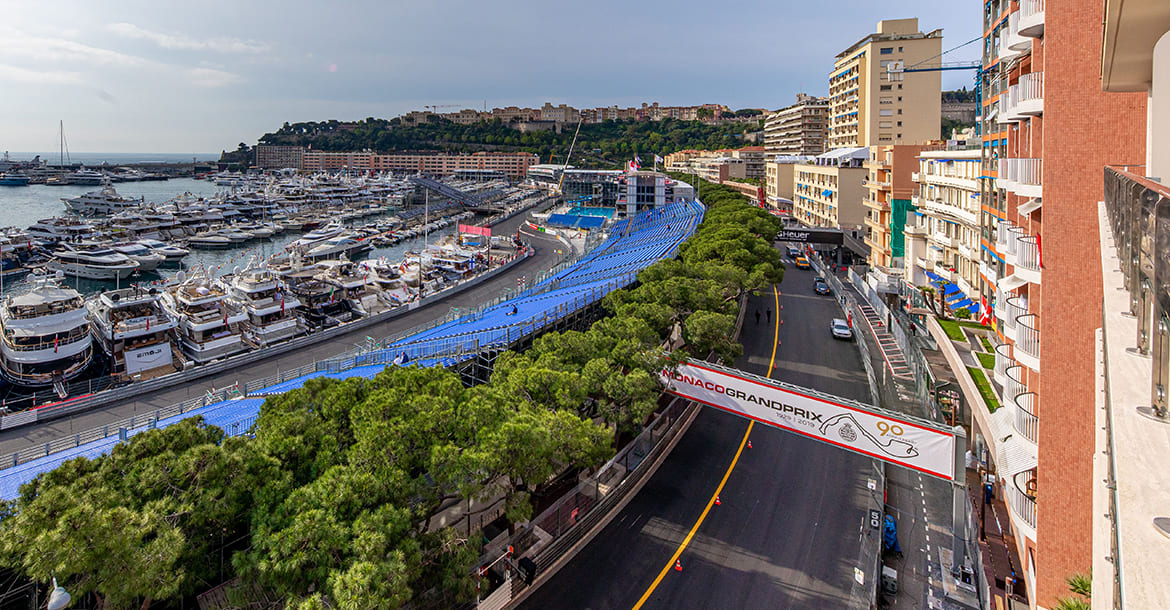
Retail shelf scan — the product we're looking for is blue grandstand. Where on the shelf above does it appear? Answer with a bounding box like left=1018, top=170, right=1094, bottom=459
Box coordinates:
left=0, top=199, right=705, bottom=500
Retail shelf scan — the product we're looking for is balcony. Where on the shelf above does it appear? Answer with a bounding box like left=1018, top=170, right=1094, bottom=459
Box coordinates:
left=1015, top=390, right=1039, bottom=445
left=998, top=12, right=1026, bottom=61
left=994, top=342, right=1012, bottom=386
left=1009, top=469, right=1038, bottom=531
left=863, top=195, right=890, bottom=211
left=1004, top=363, right=1026, bottom=410
left=930, top=231, right=960, bottom=249
left=998, top=221, right=1020, bottom=265
left=998, top=158, right=1043, bottom=199
left=1002, top=71, right=1044, bottom=121
left=1003, top=296, right=1026, bottom=342
left=1016, top=313, right=1041, bottom=371
left=1014, top=232, right=1042, bottom=285
left=1019, top=0, right=1045, bottom=38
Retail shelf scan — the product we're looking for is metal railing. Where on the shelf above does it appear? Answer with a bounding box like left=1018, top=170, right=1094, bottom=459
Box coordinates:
left=1016, top=313, right=1041, bottom=363
left=1016, top=232, right=1041, bottom=273
left=1008, top=469, right=1037, bottom=530
left=1014, top=391, right=1038, bottom=444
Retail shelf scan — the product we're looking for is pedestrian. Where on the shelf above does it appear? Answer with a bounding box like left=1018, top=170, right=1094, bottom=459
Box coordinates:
left=755, top=309, right=761, bottom=325
left=766, top=309, right=772, bottom=324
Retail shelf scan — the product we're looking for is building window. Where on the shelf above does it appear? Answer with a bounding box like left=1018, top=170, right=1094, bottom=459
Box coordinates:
left=897, top=96, right=903, bottom=102
left=880, top=85, right=892, bottom=91
left=881, top=47, right=893, bottom=55
left=898, top=46, right=903, bottom=52
left=897, top=121, right=903, bottom=126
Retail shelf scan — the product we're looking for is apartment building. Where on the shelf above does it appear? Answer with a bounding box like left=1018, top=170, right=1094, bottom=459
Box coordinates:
left=539, top=103, right=580, bottom=123
left=973, top=1, right=1147, bottom=607
left=763, top=94, right=829, bottom=155
left=763, top=157, right=809, bottom=214
left=861, top=144, right=923, bottom=268
left=254, top=145, right=304, bottom=170
left=905, top=148, right=982, bottom=308
left=731, top=146, right=768, bottom=180
left=299, top=150, right=538, bottom=177
left=792, top=147, right=868, bottom=230
left=828, top=18, right=942, bottom=149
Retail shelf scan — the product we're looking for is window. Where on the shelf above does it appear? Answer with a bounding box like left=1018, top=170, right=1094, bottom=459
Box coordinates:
left=898, top=46, right=903, bottom=52
left=879, top=109, right=894, bottom=117
left=880, top=47, right=893, bottom=55
left=898, top=84, right=903, bottom=89
left=897, top=121, right=903, bottom=127
left=897, top=109, right=903, bottom=115
left=897, top=96, right=903, bottom=102
left=880, top=84, right=892, bottom=91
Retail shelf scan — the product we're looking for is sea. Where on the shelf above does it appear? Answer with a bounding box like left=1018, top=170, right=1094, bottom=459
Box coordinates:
left=6, top=152, right=220, bottom=166
left=0, top=175, right=458, bottom=297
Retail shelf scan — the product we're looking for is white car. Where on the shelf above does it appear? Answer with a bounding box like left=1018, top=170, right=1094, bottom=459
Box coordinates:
left=831, top=318, right=853, bottom=340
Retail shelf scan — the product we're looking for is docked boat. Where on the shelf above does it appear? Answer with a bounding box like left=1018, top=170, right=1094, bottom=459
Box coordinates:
left=187, top=232, right=232, bottom=249
left=62, top=184, right=144, bottom=216
left=219, top=260, right=304, bottom=346
left=304, top=233, right=372, bottom=261
left=69, top=168, right=106, bottom=186
left=87, top=286, right=184, bottom=380
left=27, top=217, right=96, bottom=242
left=281, top=264, right=354, bottom=330
left=161, top=270, right=249, bottom=363
left=314, top=258, right=385, bottom=316
left=110, top=242, right=166, bottom=272
left=135, top=239, right=189, bottom=264
left=46, top=244, right=139, bottom=281
left=357, top=259, right=416, bottom=307
left=0, top=172, right=31, bottom=186
left=290, top=221, right=345, bottom=249
left=0, top=274, right=93, bottom=388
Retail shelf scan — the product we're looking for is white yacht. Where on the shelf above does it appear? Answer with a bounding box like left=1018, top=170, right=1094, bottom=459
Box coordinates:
left=27, top=217, right=96, bottom=242
left=315, top=258, right=383, bottom=316
left=187, top=232, right=232, bottom=249
left=219, top=260, right=303, bottom=346
left=136, top=239, right=189, bottom=264
left=110, top=242, right=166, bottom=272
left=161, top=270, right=249, bottom=364
left=87, top=286, right=184, bottom=380
left=0, top=274, right=93, bottom=388
left=214, top=226, right=253, bottom=243
left=47, top=244, right=139, bottom=281
left=290, top=222, right=345, bottom=249
left=61, top=184, right=144, bottom=216
left=305, top=233, right=372, bottom=261
left=69, top=168, right=106, bottom=186
left=357, top=259, right=416, bottom=307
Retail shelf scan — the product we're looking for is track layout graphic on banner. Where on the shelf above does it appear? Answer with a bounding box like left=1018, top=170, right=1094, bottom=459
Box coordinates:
left=660, top=360, right=956, bottom=480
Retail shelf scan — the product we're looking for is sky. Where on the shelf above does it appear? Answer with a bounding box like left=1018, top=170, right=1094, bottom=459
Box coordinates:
left=0, top=0, right=982, bottom=154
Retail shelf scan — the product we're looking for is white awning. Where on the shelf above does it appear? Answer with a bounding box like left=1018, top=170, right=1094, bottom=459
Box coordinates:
left=998, top=274, right=1028, bottom=293
left=1017, top=197, right=1042, bottom=215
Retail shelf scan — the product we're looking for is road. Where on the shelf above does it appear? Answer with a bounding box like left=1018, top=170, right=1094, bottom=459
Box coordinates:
left=0, top=210, right=564, bottom=455
left=519, top=255, right=881, bottom=609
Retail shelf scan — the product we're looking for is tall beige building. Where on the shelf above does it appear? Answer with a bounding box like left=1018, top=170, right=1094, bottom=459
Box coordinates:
left=763, top=94, right=829, bottom=155
left=792, top=147, right=868, bottom=231
left=828, top=18, right=942, bottom=149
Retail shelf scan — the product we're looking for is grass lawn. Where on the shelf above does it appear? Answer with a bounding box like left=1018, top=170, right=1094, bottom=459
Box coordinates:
left=968, top=366, right=1000, bottom=413
left=980, top=336, right=993, bottom=352
left=938, top=319, right=967, bottom=341
left=977, top=352, right=996, bottom=369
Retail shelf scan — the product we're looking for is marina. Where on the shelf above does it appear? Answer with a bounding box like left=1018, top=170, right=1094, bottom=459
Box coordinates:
left=0, top=171, right=553, bottom=404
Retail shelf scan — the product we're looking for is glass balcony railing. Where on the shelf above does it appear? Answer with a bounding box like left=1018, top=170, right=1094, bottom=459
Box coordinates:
left=1104, top=166, right=1170, bottom=416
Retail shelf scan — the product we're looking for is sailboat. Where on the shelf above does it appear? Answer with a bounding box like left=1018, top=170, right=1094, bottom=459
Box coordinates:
left=43, top=121, right=72, bottom=186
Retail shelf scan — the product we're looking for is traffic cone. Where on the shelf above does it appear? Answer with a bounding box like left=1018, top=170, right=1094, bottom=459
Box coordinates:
left=674, top=560, right=682, bottom=572
left=715, top=495, right=721, bottom=506
left=747, top=440, right=753, bottom=449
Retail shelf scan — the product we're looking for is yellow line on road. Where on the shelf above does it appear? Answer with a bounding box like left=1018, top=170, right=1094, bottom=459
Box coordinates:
left=631, top=285, right=780, bottom=609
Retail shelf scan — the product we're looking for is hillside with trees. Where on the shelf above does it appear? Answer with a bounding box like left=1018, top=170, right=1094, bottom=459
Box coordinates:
left=250, top=117, right=762, bottom=168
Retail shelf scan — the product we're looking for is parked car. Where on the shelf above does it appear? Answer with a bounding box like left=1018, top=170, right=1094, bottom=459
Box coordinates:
left=814, top=278, right=831, bottom=295
left=795, top=256, right=810, bottom=269
left=831, top=318, right=853, bottom=340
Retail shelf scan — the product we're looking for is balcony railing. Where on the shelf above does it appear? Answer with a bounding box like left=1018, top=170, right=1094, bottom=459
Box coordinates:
left=998, top=221, right=1019, bottom=262
left=1009, top=470, right=1038, bottom=530
left=1016, top=313, right=1041, bottom=369
left=1104, top=166, right=1170, bottom=416
left=1016, top=232, right=1042, bottom=279
left=1015, top=390, right=1039, bottom=444
left=1003, top=72, right=1044, bottom=119
left=1019, top=0, right=1045, bottom=38
left=1003, top=296, right=1026, bottom=338
left=998, top=158, right=1043, bottom=198
left=994, top=343, right=1012, bottom=386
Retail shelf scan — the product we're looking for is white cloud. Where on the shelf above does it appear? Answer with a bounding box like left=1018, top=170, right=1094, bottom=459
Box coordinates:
left=0, top=63, right=82, bottom=84
left=108, top=23, right=269, bottom=54
left=0, top=25, right=147, bottom=67
left=187, top=67, right=243, bottom=88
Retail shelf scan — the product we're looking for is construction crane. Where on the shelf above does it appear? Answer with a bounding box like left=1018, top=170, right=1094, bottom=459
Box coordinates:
left=886, top=36, right=984, bottom=135
left=555, top=120, right=583, bottom=195
left=424, top=104, right=460, bottom=112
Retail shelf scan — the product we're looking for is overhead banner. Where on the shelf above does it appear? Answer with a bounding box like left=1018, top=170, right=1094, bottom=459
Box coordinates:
left=777, top=228, right=844, bottom=245
left=661, top=361, right=956, bottom=480
left=459, top=223, right=491, bottom=237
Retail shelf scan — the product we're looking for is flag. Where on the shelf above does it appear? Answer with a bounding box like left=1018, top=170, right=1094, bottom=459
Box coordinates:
left=979, top=295, right=992, bottom=326
left=634, top=154, right=642, bottom=167
left=1036, top=233, right=1043, bottom=269
left=54, top=335, right=59, bottom=353
left=654, top=154, right=664, bottom=164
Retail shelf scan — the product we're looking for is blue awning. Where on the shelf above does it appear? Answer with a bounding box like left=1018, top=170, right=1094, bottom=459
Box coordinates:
left=950, top=298, right=975, bottom=311
left=822, top=189, right=832, bottom=197
left=925, top=271, right=945, bottom=283
left=943, top=283, right=962, bottom=295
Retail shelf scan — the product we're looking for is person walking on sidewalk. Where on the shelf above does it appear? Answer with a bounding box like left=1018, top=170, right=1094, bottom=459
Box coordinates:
left=755, top=309, right=761, bottom=325
left=766, top=309, right=772, bottom=324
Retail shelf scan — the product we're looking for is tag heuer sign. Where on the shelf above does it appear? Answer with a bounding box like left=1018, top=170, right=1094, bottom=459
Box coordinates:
left=778, top=228, right=844, bottom=245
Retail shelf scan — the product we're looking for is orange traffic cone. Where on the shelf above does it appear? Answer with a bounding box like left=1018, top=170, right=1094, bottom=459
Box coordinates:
left=674, top=560, right=683, bottom=572
left=747, top=440, right=753, bottom=449
left=715, top=495, right=721, bottom=506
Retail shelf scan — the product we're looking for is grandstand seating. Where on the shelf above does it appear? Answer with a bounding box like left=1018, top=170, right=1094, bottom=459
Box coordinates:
left=0, top=199, right=705, bottom=500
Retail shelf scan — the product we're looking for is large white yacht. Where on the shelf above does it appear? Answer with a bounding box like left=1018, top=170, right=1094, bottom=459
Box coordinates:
left=315, top=258, right=384, bottom=316
left=61, top=184, right=144, bottom=216
left=219, top=260, right=303, bottom=346
left=290, top=221, right=345, bottom=249
left=135, top=239, right=189, bottom=264
left=47, top=244, right=139, bottom=281
left=87, top=286, right=184, bottom=380
left=26, top=217, right=96, bottom=242
left=305, top=233, right=372, bottom=261
left=161, top=270, right=249, bottom=364
left=0, top=274, right=93, bottom=388
left=110, top=242, right=165, bottom=272
left=69, top=168, right=106, bottom=186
